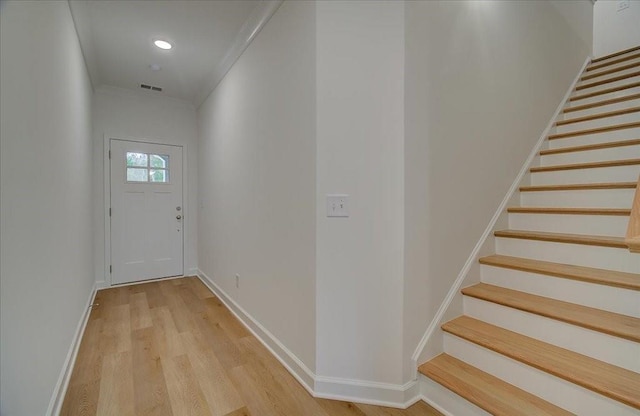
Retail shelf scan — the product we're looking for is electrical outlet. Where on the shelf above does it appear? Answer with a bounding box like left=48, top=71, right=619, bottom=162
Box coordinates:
left=235, top=274, right=240, bottom=288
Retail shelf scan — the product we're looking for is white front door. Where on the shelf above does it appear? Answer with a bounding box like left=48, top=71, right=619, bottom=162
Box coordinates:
left=110, top=139, right=183, bottom=285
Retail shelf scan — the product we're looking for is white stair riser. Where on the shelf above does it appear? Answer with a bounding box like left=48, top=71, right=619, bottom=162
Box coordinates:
left=572, top=74, right=640, bottom=97
left=586, top=56, right=640, bottom=73
left=577, top=66, right=640, bottom=88
left=520, top=189, right=635, bottom=208
left=443, top=334, right=639, bottom=416
left=555, top=112, right=640, bottom=134
left=567, top=86, right=640, bottom=107
left=495, top=237, right=639, bottom=273
left=530, top=165, right=640, bottom=185
left=463, top=297, right=640, bottom=372
left=561, top=97, right=640, bottom=120
left=547, top=127, right=640, bottom=149
left=540, top=145, right=640, bottom=165
left=419, top=375, right=491, bottom=416
left=508, top=212, right=628, bottom=236
left=480, top=264, right=640, bottom=317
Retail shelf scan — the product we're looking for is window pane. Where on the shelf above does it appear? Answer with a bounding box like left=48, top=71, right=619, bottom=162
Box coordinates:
left=149, top=169, right=168, bottom=183
left=127, top=168, right=148, bottom=182
left=150, top=154, right=169, bottom=168
left=126, top=152, right=147, bottom=167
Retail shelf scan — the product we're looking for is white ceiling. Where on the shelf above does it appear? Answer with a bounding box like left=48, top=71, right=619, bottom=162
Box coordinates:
left=69, top=0, right=281, bottom=106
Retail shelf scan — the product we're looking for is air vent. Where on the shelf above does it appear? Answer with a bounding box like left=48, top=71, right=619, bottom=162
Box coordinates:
left=140, top=83, right=162, bottom=92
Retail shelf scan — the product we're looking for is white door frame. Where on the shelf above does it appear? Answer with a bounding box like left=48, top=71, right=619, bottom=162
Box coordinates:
left=103, top=134, right=188, bottom=287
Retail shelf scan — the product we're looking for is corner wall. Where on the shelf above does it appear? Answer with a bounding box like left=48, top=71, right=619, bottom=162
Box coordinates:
left=0, top=1, right=94, bottom=414
left=404, top=0, right=592, bottom=377
left=593, top=0, right=640, bottom=57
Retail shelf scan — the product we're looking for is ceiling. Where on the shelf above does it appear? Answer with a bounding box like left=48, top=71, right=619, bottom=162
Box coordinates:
left=69, top=0, right=281, bottom=106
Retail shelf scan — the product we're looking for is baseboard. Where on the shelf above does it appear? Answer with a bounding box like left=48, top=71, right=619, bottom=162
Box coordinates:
left=196, top=269, right=421, bottom=408
left=46, top=283, right=97, bottom=416
left=196, top=270, right=315, bottom=393
left=410, top=55, right=593, bottom=371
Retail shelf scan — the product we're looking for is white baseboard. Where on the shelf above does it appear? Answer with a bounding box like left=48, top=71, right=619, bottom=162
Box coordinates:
left=46, top=283, right=97, bottom=416
left=410, top=55, right=592, bottom=372
left=196, top=269, right=421, bottom=408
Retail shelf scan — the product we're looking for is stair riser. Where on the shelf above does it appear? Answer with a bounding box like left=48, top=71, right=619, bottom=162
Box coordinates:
left=480, top=264, right=640, bottom=317
left=562, top=97, right=640, bottom=119
left=463, top=297, right=640, bottom=372
left=495, top=238, right=639, bottom=273
left=530, top=165, right=640, bottom=185
left=547, top=127, right=640, bottom=149
left=571, top=74, right=640, bottom=97
left=419, top=375, right=491, bottom=416
left=443, top=334, right=638, bottom=416
left=508, top=212, right=628, bottom=236
left=555, top=112, right=640, bottom=134
left=540, top=145, right=640, bottom=165
left=520, top=188, right=635, bottom=208
left=568, top=86, right=640, bottom=107
left=587, top=55, right=640, bottom=72
left=577, top=65, right=640, bottom=88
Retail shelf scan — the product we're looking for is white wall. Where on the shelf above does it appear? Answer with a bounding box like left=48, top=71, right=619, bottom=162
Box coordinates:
left=593, top=0, right=640, bottom=57
left=0, top=1, right=94, bottom=414
left=92, top=86, right=198, bottom=284
left=315, top=1, right=405, bottom=385
left=404, top=0, right=592, bottom=378
left=197, top=1, right=317, bottom=371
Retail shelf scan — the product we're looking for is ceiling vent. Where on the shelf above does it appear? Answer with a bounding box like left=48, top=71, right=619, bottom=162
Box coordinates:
left=140, top=83, right=162, bottom=92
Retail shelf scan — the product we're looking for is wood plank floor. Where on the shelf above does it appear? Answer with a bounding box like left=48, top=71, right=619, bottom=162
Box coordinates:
left=61, top=277, right=441, bottom=416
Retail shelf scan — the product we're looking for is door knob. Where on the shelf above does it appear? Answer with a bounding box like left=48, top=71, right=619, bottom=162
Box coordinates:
left=176, top=215, right=182, bottom=220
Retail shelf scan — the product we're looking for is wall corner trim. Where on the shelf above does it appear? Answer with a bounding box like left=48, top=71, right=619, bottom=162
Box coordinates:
left=409, top=55, right=593, bottom=373
left=196, top=270, right=421, bottom=409
left=46, top=283, right=98, bottom=416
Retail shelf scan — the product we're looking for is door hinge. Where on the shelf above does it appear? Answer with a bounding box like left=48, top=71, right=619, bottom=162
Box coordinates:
left=109, top=265, right=112, bottom=273
left=109, top=207, right=112, bottom=217
left=108, top=150, right=111, bottom=159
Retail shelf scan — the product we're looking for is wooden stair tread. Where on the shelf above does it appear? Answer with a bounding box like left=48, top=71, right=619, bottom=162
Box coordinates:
left=419, top=354, right=574, bottom=416
left=587, top=53, right=640, bottom=72
left=530, top=158, right=640, bottom=172
left=519, top=182, right=637, bottom=192
left=570, top=82, right=640, bottom=102
left=548, top=121, right=640, bottom=140
left=462, top=283, right=640, bottom=342
left=564, top=93, right=640, bottom=114
left=582, top=61, right=640, bottom=81
left=556, top=107, right=640, bottom=126
left=507, top=207, right=630, bottom=216
left=494, top=229, right=627, bottom=248
left=442, top=316, right=640, bottom=409
left=591, top=46, right=640, bottom=63
left=540, top=139, right=640, bottom=155
left=576, top=70, right=640, bottom=91
left=479, top=254, right=640, bottom=290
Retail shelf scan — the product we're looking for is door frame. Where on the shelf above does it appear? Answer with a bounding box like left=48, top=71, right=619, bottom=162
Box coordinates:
left=103, top=134, right=188, bottom=287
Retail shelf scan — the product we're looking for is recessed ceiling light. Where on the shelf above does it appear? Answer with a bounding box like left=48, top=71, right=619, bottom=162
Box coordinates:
left=153, top=40, right=172, bottom=50
left=149, top=64, right=161, bottom=71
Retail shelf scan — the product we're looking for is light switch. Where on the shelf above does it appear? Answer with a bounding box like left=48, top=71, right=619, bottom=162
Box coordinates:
left=618, top=0, right=630, bottom=11
left=326, top=194, right=349, bottom=217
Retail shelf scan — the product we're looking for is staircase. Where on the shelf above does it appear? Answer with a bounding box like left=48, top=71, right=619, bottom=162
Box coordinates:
left=418, top=46, right=640, bottom=415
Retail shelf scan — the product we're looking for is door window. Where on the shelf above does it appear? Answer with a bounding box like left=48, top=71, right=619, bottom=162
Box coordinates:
left=126, top=152, right=169, bottom=183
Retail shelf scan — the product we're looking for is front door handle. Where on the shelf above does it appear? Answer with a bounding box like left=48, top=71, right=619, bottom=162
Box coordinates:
left=176, top=215, right=182, bottom=220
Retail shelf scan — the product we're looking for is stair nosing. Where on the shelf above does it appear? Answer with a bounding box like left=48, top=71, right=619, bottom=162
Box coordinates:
left=575, top=70, right=640, bottom=91
left=461, top=283, right=640, bottom=342
left=563, top=93, right=640, bottom=114
left=570, top=82, right=640, bottom=102
left=581, top=61, right=640, bottom=81
left=587, top=53, right=640, bottom=72
left=548, top=121, right=640, bottom=140
left=591, top=46, right=640, bottom=64
left=555, top=107, right=640, bottom=126
left=419, top=354, right=575, bottom=416
left=530, top=158, right=640, bottom=172
left=479, top=254, right=640, bottom=291
left=494, top=229, right=627, bottom=248
left=442, top=316, right=640, bottom=410
left=507, top=207, right=630, bottom=216
left=519, top=182, right=637, bottom=192
left=540, top=139, right=640, bottom=155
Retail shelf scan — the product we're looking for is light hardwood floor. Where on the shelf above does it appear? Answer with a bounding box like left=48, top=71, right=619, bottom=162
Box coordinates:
left=61, top=277, right=441, bottom=416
